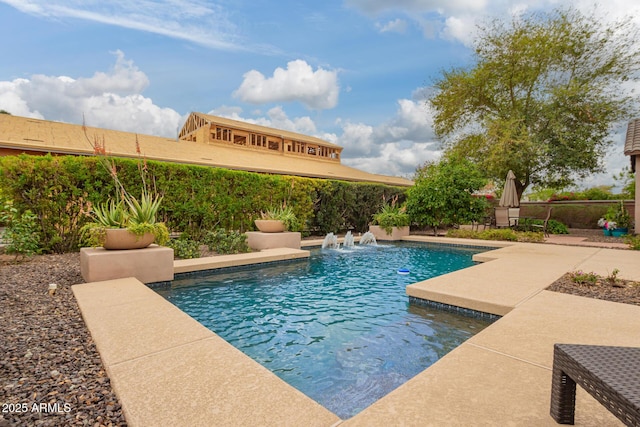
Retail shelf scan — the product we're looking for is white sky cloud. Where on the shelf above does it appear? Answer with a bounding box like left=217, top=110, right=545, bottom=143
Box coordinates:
left=336, top=95, right=440, bottom=176
left=345, top=0, right=487, bottom=16
left=0, top=0, right=248, bottom=51
left=346, top=0, right=640, bottom=47
left=0, top=51, right=183, bottom=137
left=377, top=18, right=408, bottom=33
left=233, top=60, right=340, bottom=110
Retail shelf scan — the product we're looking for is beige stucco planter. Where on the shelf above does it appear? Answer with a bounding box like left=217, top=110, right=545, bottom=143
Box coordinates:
left=368, top=225, right=410, bottom=241
left=103, top=228, right=155, bottom=250
left=254, top=220, right=285, bottom=233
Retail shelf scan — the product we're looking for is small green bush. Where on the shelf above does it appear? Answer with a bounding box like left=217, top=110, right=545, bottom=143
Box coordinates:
left=624, top=234, right=640, bottom=250
left=204, top=229, right=250, bottom=255
left=445, top=229, right=477, bottom=239
left=477, top=229, right=519, bottom=241
left=546, top=219, right=569, bottom=235
left=166, top=235, right=201, bottom=259
left=568, top=270, right=598, bottom=286
left=517, top=218, right=569, bottom=234
left=446, top=228, right=543, bottom=242
left=1, top=201, right=41, bottom=259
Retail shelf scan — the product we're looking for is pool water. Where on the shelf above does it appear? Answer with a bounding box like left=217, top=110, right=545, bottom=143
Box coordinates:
left=157, top=242, right=494, bottom=418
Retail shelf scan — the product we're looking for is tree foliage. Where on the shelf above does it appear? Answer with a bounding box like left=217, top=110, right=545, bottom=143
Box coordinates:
left=406, top=156, right=489, bottom=232
left=430, top=7, right=640, bottom=198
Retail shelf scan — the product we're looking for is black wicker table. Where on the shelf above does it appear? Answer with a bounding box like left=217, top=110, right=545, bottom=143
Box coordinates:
left=550, top=344, right=640, bottom=426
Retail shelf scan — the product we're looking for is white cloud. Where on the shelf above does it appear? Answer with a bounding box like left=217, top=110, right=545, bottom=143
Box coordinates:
left=377, top=18, right=408, bottom=33
left=346, top=0, right=640, bottom=48
left=233, top=60, right=340, bottom=110
left=344, top=0, right=486, bottom=16
left=343, top=142, right=440, bottom=178
left=0, top=0, right=252, bottom=52
left=441, top=15, right=477, bottom=46
left=0, top=79, right=43, bottom=118
left=338, top=122, right=377, bottom=157
left=337, top=94, right=440, bottom=176
left=0, top=51, right=183, bottom=137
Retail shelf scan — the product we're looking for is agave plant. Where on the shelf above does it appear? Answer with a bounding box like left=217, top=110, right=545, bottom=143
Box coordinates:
left=92, top=199, right=129, bottom=228
left=372, top=203, right=410, bottom=234
left=124, top=191, right=163, bottom=225
left=260, top=204, right=299, bottom=231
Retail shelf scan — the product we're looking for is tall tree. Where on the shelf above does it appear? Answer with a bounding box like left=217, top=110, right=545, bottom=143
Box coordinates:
left=430, top=8, right=640, bottom=198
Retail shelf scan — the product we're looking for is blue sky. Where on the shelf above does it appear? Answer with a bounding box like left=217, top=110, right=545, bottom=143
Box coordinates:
left=1, top=0, right=639, bottom=188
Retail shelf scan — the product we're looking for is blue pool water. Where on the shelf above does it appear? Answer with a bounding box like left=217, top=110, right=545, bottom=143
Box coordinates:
left=156, top=242, right=494, bottom=418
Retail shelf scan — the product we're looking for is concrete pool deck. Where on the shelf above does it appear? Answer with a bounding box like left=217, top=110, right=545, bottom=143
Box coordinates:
left=72, top=239, right=640, bottom=426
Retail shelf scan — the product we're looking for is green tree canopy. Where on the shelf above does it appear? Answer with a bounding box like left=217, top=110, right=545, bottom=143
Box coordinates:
left=406, top=155, right=489, bottom=233
left=430, top=8, right=640, bottom=198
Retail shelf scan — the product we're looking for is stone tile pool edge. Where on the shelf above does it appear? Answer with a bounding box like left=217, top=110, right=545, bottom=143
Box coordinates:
left=74, top=237, right=636, bottom=426
left=72, top=237, right=513, bottom=426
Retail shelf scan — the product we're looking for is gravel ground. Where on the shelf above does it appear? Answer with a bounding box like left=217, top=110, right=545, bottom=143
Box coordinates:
left=565, top=228, right=630, bottom=244
left=0, top=253, right=126, bottom=427
left=0, top=229, right=637, bottom=426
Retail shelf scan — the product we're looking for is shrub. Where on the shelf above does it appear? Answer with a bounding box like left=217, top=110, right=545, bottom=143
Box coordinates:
left=546, top=219, right=569, bottom=235
left=624, top=234, right=640, bottom=250
left=407, top=156, right=489, bottom=233
left=372, top=203, right=410, bottom=234
left=1, top=200, right=41, bottom=260
left=568, top=270, right=598, bottom=286
left=310, top=180, right=406, bottom=234
left=478, top=229, right=519, bottom=241
left=515, top=231, right=545, bottom=243
left=166, top=235, right=201, bottom=259
left=445, top=229, right=477, bottom=239
left=204, top=229, right=250, bottom=255
left=517, top=218, right=569, bottom=234
left=446, top=228, right=543, bottom=242
left=0, top=154, right=408, bottom=252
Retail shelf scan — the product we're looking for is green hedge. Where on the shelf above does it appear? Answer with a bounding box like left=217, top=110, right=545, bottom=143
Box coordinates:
left=0, top=154, right=406, bottom=253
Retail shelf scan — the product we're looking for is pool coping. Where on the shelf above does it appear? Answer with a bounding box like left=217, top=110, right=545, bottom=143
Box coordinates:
left=72, top=238, right=640, bottom=426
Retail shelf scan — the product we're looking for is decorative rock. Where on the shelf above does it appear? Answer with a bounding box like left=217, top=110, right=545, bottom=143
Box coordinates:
left=0, top=253, right=126, bottom=426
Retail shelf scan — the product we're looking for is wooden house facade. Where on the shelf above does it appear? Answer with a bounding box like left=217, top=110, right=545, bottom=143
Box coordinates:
left=179, top=112, right=342, bottom=162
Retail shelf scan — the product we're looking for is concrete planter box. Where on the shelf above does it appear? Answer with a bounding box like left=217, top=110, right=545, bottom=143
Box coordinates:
left=368, top=225, right=410, bottom=241
left=246, top=231, right=301, bottom=250
left=80, top=245, right=174, bottom=284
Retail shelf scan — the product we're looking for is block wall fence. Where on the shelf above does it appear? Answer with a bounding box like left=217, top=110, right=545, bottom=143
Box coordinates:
left=517, top=200, right=634, bottom=229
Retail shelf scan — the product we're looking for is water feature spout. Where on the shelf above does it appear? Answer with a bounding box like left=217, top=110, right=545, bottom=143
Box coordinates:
left=322, top=232, right=340, bottom=249
left=343, top=231, right=355, bottom=248
left=359, top=231, right=377, bottom=246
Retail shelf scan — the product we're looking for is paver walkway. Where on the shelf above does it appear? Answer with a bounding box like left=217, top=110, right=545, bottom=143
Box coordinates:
left=73, top=238, right=640, bottom=426
left=545, top=234, right=628, bottom=249
left=347, top=237, right=640, bottom=426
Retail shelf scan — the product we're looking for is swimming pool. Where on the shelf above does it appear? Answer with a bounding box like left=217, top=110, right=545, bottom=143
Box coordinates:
left=156, top=242, right=494, bottom=418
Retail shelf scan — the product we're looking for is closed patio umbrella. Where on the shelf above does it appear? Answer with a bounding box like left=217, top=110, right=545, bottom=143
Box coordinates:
left=499, top=170, right=520, bottom=208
